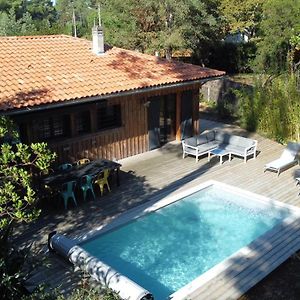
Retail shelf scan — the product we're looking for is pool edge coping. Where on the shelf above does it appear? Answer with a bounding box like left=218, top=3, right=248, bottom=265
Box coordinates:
left=75, top=180, right=300, bottom=244
left=71, top=180, right=300, bottom=299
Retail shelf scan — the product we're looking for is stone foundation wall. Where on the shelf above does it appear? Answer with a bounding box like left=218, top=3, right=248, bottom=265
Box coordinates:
left=200, top=77, right=248, bottom=104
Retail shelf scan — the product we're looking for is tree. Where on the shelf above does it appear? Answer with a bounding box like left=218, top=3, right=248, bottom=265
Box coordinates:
left=0, top=0, right=24, bottom=18
left=96, top=0, right=220, bottom=60
left=0, top=116, right=56, bottom=232
left=135, top=0, right=221, bottom=59
left=219, top=0, right=263, bottom=37
left=26, top=0, right=56, bottom=23
left=0, top=0, right=59, bottom=36
left=56, top=0, right=95, bottom=37
left=289, top=30, right=300, bottom=73
left=254, top=0, right=300, bottom=73
left=0, top=9, right=36, bottom=36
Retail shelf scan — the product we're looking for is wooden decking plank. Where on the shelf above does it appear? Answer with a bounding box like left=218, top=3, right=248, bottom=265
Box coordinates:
left=193, top=219, right=300, bottom=299
left=208, top=226, right=300, bottom=299
left=216, top=239, right=299, bottom=299
left=220, top=237, right=300, bottom=300
left=16, top=119, right=300, bottom=298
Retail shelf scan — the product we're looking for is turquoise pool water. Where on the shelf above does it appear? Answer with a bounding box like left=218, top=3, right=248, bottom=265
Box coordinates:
left=81, top=185, right=290, bottom=299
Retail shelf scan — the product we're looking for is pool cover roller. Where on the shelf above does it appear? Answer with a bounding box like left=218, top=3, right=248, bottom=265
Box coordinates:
left=48, top=232, right=154, bottom=300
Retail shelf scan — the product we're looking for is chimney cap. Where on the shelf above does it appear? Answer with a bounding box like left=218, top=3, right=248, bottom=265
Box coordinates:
left=92, top=25, right=105, bottom=55
left=92, top=25, right=103, bottom=32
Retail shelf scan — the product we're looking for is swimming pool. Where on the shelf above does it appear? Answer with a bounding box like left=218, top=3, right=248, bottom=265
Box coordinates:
left=74, top=181, right=300, bottom=300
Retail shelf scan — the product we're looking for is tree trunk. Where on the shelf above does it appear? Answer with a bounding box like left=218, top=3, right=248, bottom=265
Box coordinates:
left=166, top=47, right=172, bottom=61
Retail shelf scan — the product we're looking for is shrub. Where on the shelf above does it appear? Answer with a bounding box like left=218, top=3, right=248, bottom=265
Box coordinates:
left=236, top=74, right=300, bottom=142
left=57, top=287, right=120, bottom=300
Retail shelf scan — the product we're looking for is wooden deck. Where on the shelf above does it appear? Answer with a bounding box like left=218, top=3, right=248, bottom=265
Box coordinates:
left=15, top=119, right=300, bottom=298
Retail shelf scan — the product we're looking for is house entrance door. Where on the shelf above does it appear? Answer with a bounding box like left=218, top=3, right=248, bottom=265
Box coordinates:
left=148, top=94, right=176, bottom=150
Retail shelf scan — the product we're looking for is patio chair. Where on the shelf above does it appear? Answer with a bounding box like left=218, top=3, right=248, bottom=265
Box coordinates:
left=79, top=175, right=95, bottom=201
left=60, top=181, right=77, bottom=209
left=94, top=169, right=111, bottom=196
left=58, top=163, right=73, bottom=171
left=76, top=158, right=90, bottom=165
left=264, top=142, right=300, bottom=176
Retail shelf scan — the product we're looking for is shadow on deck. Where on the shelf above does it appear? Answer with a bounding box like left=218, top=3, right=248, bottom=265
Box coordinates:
left=13, top=119, right=300, bottom=298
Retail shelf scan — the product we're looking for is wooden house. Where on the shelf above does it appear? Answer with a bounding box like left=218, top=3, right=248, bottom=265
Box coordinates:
left=0, top=28, right=224, bottom=162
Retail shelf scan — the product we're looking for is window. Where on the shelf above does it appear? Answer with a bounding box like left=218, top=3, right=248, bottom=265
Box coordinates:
left=75, top=111, right=91, bottom=134
left=36, top=115, right=70, bottom=141
left=97, top=105, right=121, bottom=130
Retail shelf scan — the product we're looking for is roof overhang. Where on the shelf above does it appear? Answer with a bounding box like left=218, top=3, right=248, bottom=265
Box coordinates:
left=2, top=76, right=224, bottom=116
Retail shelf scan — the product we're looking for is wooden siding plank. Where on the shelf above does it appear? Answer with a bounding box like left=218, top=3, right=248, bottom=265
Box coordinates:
left=15, top=85, right=203, bottom=162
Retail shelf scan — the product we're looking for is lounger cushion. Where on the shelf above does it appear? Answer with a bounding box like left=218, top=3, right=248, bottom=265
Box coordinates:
left=265, top=158, right=295, bottom=169
left=233, top=136, right=254, bottom=148
left=184, top=137, right=197, bottom=147
left=280, top=149, right=296, bottom=161
left=264, top=142, right=300, bottom=173
left=286, top=142, right=300, bottom=156
left=206, top=131, right=215, bottom=142
left=197, top=135, right=208, bottom=146
left=183, top=130, right=257, bottom=162
left=197, top=141, right=218, bottom=153
left=222, top=144, right=247, bottom=156
left=215, top=132, right=231, bottom=144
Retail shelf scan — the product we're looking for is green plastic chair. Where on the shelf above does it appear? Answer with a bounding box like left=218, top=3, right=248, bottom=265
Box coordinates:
left=58, top=163, right=73, bottom=171
left=94, top=169, right=111, bottom=196
left=60, top=181, right=77, bottom=209
left=79, top=175, right=95, bottom=201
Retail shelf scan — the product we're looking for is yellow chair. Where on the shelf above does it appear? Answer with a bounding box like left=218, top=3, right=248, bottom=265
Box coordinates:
left=76, top=158, right=90, bottom=165
left=94, top=169, right=111, bottom=196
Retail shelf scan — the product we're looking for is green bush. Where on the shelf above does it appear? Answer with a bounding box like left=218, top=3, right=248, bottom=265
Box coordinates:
left=58, top=287, right=120, bottom=300
left=236, top=74, right=300, bottom=142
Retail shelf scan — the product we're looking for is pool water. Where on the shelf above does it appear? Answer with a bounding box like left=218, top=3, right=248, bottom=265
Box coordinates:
left=81, top=185, right=290, bottom=299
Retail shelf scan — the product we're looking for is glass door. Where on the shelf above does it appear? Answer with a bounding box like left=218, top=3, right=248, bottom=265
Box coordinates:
left=159, top=94, right=176, bottom=145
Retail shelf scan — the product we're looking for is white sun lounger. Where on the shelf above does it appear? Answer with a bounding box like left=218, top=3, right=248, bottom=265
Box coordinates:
left=264, top=142, right=300, bottom=176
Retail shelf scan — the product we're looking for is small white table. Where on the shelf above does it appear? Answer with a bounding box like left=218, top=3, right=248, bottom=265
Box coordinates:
left=208, top=148, right=232, bottom=165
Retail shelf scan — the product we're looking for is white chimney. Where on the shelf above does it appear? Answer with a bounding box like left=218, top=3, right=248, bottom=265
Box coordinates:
left=92, top=25, right=104, bottom=55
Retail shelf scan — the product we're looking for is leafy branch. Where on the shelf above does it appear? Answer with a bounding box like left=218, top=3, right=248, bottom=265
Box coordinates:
left=0, top=116, right=56, bottom=231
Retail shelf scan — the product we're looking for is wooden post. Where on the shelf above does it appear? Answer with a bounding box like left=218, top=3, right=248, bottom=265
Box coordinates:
left=175, top=92, right=181, bottom=141
left=69, top=113, right=76, bottom=137
left=25, top=121, right=33, bottom=143
left=192, top=89, right=200, bottom=135
left=90, top=104, right=97, bottom=132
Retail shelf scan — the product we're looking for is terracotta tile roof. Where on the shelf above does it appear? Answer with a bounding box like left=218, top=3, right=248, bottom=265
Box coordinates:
left=0, top=35, right=225, bottom=111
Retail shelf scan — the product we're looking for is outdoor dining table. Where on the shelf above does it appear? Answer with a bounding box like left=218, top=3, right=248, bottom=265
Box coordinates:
left=43, top=159, right=122, bottom=188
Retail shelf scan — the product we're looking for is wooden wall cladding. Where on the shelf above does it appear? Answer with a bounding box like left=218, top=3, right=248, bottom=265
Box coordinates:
left=49, top=96, right=148, bottom=163
left=13, top=82, right=202, bottom=163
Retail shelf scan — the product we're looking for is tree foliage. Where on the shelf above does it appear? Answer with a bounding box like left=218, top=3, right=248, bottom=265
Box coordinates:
left=219, top=0, right=263, bottom=36
left=0, top=8, right=36, bottom=36
left=253, top=0, right=300, bottom=73
left=134, top=0, right=219, bottom=59
left=0, top=116, right=56, bottom=231
left=0, top=0, right=60, bottom=35
left=0, top=0, right=299, bottom=72
left=55, top=0, right=221, bottom=59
